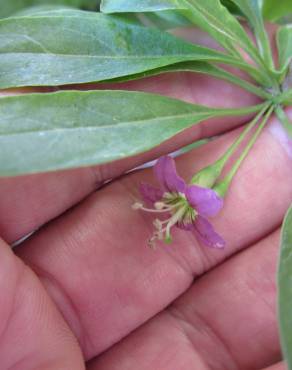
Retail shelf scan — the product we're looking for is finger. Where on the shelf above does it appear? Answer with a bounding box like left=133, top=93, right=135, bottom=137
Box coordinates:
left=87, top=230, right=281, bottom=370
left=0, top=25, right=264, bottom=243
left=16, top=110, right=292, bottom=361
left=0, top=238, right=84, bottom=370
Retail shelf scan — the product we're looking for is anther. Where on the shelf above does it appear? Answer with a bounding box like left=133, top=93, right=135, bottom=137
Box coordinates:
left=154, top=202, right=166, bottom=210
left=132, top=202, right=143, bottom=210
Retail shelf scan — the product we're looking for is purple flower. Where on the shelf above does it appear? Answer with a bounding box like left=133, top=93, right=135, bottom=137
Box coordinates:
left=133, top=155, right=225, bottom=248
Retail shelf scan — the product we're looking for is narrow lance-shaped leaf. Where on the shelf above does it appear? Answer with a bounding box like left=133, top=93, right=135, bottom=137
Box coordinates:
left=101, top=0, right=266, bottom=78
left=0, top=90, right=265, bottom=177
left=0, top=9, right=258, bottom=89
left=229, top=0, right=274, bottom=69
left=278, top=204, right=292, bottom=370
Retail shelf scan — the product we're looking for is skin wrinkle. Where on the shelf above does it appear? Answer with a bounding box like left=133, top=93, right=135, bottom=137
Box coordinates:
left=0, top=257, right=24, bottom=345
left=152, top=316, right=208, bottom=370
left=164, top=231, right=209, bottom=280
left=164, top=312, right=211, bottom=370
left=87, top=311, right=211, bottom=370
left=167, top=306, right=239, bottom=370
left=34, top=266, right=87, bottom=356
left=243, top=257, right=278, bottom=318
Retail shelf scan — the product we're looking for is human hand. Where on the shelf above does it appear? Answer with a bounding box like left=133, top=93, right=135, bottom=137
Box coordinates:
left=0, top=28, right=291, bottom=370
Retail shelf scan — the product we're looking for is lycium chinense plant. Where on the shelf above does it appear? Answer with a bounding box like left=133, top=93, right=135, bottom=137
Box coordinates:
left=0, top=0, right=292, bottom=366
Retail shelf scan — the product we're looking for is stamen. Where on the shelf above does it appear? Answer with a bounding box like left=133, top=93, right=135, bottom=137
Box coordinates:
left=154, top=206, right=188, bottom=246
left=154, top=202, right=166, bottom=210
left=154, top=201, right=175, bottom=211
left=169, top=206, right=188, bottom=228
left=132, top=202, right=172, bottom=213
left=134, top=191, right=195, bottom=248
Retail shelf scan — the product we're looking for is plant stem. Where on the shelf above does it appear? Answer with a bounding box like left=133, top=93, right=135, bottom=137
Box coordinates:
left=217, top=103, right=270, bottom=168
left=214, top=104, right=274, bottom=197
left=190, top=103, right=269, bottom=187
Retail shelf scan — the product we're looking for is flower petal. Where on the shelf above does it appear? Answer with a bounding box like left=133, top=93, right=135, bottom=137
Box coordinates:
left=186, top=185, right=223, bottom=217
left=154, top=156, right=186, bottom=193
left=139, top=183, right=163, bottom=205
left=193, top=215, right=225, bottom=249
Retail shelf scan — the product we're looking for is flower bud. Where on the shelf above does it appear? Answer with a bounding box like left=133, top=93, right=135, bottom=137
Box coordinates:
left=190, top=162, right=222, bottom=188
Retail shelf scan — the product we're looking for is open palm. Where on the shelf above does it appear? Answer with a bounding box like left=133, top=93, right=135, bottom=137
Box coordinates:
left=0, top=28, right=291, bottom=370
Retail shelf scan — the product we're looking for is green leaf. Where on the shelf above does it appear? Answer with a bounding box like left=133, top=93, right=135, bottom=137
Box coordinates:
left=263, top=0, right=292, bottom=23
left=277, top=25, right=292, bottom=71
left=0, top=90, right=264, bottom=176
left=278, top=204, right=292, bottom=370
left=0, top=9, right=259, bottom=89
left=0, top=0, right=99, bottom=18
left=229, top=0, right=274, bottom=69
left=101, top=0, right=271, bottom=85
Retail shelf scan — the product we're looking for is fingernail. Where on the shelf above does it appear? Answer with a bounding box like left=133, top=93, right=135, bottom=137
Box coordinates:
left=269, top=119, right=292, bottom=159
